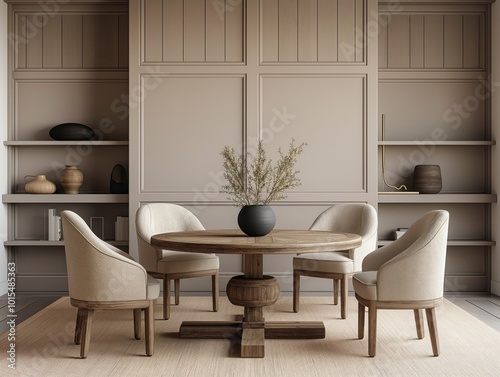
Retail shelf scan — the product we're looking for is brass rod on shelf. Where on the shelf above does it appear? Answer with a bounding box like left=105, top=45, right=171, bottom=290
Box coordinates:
left=381, top=114, right=408, bottom=192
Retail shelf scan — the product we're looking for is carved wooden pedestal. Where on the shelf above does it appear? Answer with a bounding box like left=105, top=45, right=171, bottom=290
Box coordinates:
left=180, top=255, right=325, bottom=358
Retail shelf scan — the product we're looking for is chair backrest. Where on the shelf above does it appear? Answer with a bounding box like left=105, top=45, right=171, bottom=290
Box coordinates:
left=362, top=210, right=449, bottom=301
left=135, top=203, right=205, bottom=272
left=61, top=210, right=149, bottom=302
left=309, top=203, right=378, bottom=271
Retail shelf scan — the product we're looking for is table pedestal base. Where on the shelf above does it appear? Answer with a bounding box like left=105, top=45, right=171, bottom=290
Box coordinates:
left=179, top=320, right=325, bottom=358
left=179, top=256, right=326, bottom=357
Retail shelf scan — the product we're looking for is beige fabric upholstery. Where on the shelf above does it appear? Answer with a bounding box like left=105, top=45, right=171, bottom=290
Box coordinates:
left=135, top=203, right=219, bottom=319
left=61, top=210, right=159, bottom=358
left=292, top=203, right=378, bottom=318
left=293, top=203, right=378, bottom=272
left=352, top=210, right=450, bottom=357
left=62, top=210, right=160, bottom=302
left=136, top=203, right=219, bottom=273
left=353, top=210, right=449, bottom=302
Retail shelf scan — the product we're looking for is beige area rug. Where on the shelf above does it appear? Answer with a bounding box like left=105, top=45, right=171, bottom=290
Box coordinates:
left=1, top=296, right=499, bottom=377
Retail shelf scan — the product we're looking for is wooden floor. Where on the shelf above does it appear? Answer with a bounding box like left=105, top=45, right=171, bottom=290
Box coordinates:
left=1, top=293, right=499, bottom=335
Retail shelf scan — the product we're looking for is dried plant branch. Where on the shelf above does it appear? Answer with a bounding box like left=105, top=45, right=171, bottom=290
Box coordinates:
left=221, top=139, right=307, bottom=206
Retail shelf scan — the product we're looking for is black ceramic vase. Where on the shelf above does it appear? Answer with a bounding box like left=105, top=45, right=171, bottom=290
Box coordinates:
left=237, top=205, right=276, bottom=237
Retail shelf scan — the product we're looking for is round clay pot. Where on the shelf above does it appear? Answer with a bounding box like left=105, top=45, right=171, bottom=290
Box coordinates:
left=60, top=165, right=84, bottom=194
left=24, top=175, right=56, bottom=194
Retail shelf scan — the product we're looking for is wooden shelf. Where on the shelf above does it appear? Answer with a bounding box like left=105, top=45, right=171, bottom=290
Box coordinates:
left=4, top=141, right=128, bottom=146
left=378, top=240, right=495, bottom=247
left=4, top=240, right=129, bottom=247
left=378, top=141, right=495, bottom=146
left=377, top=193, right=497, bottom=203
left=2, top=194, right=129, bottom=204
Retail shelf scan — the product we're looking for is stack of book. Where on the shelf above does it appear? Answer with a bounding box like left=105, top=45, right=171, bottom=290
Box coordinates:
left=47, top=209, right=62, bottom=241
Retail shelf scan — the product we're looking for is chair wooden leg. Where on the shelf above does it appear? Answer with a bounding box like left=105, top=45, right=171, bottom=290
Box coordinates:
left=145, top=300, right=155, bottom=356
left=426, top=307, right=440, bottom=356
left=293, top=270, right=300, bottom=313
left=174, top=279, right=180, bottom=305
left=74, top=308, right=83, bottom=345
left=368, top=302, right=377, bottom=357
left=212, top=271, right=219, bottom=312
left=340, top=274, right=348, bottom=319
left=163, top=276, right=171, bottom=320
left=333, top=279, right=339, bottom=305
left=414, top=309, right=425, bottom=339
left=80, top=309, right=94, bottom=359
left=358, top=301, right=365, bottom=339
left=133, top=309, right=142, bottom=340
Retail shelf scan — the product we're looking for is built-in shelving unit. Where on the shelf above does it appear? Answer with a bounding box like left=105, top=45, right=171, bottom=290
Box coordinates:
left=3, top=0, right=129, bottom=294
left=378, top=0, right=496, bottom=292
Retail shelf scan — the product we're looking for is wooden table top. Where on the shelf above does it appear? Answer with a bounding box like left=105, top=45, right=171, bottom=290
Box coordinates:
left=151, top=229, right=362, bottom=255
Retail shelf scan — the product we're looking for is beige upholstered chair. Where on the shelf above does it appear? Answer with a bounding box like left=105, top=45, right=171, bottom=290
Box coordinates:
left=293, top=203, right=378, bottom=318
left=353, top=210, right=449, bottom=357
left=61, top=210, right=160, bottom=359
left=135, top=203, right=219, bottom=320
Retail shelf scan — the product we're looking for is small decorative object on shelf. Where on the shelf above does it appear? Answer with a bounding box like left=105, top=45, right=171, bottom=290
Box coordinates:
left=24, top=174, right=56, bottom=194
left=110, top=164, right=128, bottom=194
left=380, top=114, right=410, bottom=193
left=60, top=165, right=84, bottom=194
left=90, top=217, right=104, bottom=239
left=413, top=165, right=442, bottom=194
left=49, top=123, right=96, bottom=141
left=393, top=227, right=408, bottom=240
left=115, top=216, right=129, bottom=241
left=47, top=208, right=62, bottom=241
left=221, top=139, right=306, bottom=237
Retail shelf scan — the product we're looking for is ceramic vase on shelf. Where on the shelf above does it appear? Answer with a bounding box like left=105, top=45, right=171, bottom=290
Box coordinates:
left=60, top=165, right=84, bottom=194
left=237, top=205, right=276, bottom=237
left=413, top=165, right=442, bottom=194
left=24, top=175, right=56, bottom=194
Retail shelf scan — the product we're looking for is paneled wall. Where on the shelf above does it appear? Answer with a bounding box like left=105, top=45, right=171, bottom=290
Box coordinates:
left=14, top=12, right=128, bottom=69
left=379, top=12, right=485, bottom=69
left=129, top=0, right=379, bottom=292
left=260, top=0, right=365, bottom=63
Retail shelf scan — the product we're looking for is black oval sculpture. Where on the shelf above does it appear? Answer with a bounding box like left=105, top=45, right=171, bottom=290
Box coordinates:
left=49, top=123, right=95, bottom=141
left=110, top=164, right=128, bottom=194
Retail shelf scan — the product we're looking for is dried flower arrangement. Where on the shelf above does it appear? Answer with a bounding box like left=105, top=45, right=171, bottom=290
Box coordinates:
left=220, top=139, right=307, bottom=206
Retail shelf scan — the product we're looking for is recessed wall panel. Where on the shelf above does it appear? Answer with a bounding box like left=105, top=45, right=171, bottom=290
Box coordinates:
left=15, top=80, right=129, bottom=141
left=142, top=0, right=244, bottom=63
left=261, top=76, right=366, bottom=193
left=379, top=81, right=486, bottom=141
left=141, top=76, right=244, bottom=192
left=261, top=0, right=366, bottom=64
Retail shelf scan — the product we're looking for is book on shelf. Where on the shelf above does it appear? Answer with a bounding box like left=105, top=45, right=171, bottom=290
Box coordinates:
left=47, top=208, right=62, bottom=241
left=393, top=227, right=408, bottom=240
left=115, top=216, right=129, bottom=241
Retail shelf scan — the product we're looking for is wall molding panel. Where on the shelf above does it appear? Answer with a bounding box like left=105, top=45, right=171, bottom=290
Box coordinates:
left=379, top=11, right=486, bottom=70
left=14, top=11, right=128, bottom=70
left=141, top=0, right=245, bottom=64
left=260, top=0, right=366, bottom=64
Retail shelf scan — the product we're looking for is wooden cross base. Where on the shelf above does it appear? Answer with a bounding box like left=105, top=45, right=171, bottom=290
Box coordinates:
left=179, top=320, right=325, bottom=358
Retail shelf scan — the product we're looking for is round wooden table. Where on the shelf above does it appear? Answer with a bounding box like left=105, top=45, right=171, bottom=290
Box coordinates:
left=151, top=229, right=362, bottom=358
